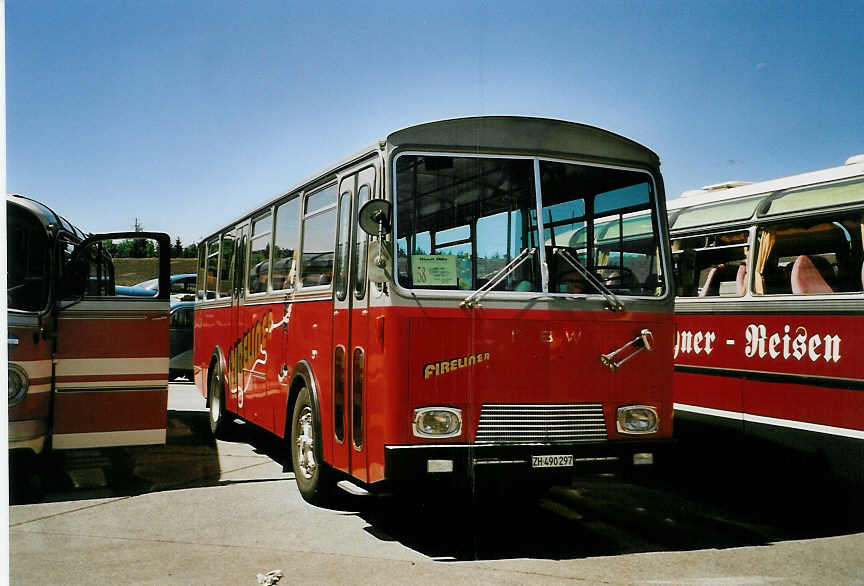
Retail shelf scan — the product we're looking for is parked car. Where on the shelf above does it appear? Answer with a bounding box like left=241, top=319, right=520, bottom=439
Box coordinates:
left=169, top=300, right=194, bottom=380
left=120, top=273, right=197, bottom=300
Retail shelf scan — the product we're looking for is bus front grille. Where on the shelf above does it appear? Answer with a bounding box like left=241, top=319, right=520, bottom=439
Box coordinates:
left=475, top=403, right=608, bottom=444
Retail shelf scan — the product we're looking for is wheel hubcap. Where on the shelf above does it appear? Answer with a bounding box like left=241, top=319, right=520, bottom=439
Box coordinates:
left=210, top=380, right=221, bottom=424
left=295, top=407, right=317, bottom=479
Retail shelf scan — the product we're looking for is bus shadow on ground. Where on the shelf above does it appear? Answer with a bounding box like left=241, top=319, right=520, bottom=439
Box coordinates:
left=356, top=456, right=864, bottom=562
left=9, top=410, right=226, bottom=505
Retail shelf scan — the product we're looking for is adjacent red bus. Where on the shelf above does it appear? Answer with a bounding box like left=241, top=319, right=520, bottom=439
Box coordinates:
left=194, top=117, right=675, bottom=502
left=669, top=155, right=864, bottom=485
left=7, top=194, right=172, bottom=456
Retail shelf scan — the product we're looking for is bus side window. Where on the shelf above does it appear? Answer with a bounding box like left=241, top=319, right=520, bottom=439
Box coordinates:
left=300, top=184, right=338, bottom=288
left=197, top=242, right=207, bottom=299
left=205, top=239, right=219, bottom=299
left=273, top=196, right=300, bottom=290
left=753, top=216, right=863, bottom=295
left=248, top=213, right=272, bottom=294
left=672, top=230, right=748, bottom=297
left=218, top=231, right=236, bottom=298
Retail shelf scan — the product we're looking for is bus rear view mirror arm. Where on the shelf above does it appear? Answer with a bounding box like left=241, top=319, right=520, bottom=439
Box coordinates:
left=600, top=329, right=655, bottom=372
left=367, top=240, right=392, bottom=284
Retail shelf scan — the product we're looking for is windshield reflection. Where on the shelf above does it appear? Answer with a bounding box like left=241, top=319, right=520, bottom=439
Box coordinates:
left=395, top=154, right=665, bottom=297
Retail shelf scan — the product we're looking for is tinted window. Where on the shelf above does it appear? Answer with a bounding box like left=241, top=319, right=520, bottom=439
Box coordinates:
left=354, top=184, right=371, bottom=299
left=273, top=197, right=300, bottom=290
left=7, top=206, right=50, bottom=311
left=301, top=185, right=337, bottom=287
left=334, top=190, right=352, bottom=300
left=218, top=232, right=235, bottom=298
left=206, top=239, right=219, bottom=299
left=248, top=212, right=272, bottom=294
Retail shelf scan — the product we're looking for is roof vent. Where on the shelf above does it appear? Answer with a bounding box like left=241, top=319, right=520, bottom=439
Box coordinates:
left=845, top=154, right=864, bottom=166
left=701, top=181, right=753, bottom=191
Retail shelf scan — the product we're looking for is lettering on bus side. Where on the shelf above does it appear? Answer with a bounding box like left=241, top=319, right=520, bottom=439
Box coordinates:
left=423, top=352, right=491, bottom=379
left=744, top=323, right=841, bottom=363
left=673, top=329, right=716, bottom=358
left=674, top=323, right=842, bottom=365
left=227, top=310, right=274, bottom=401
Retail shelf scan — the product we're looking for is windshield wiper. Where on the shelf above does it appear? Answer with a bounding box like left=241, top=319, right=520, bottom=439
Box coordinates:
left=460, top=247, right=537, bottom=309
left=553, top=247, right=624, bottom=312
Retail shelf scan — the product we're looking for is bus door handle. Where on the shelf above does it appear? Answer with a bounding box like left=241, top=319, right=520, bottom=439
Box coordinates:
left=600, top=329, right=654, bottom=372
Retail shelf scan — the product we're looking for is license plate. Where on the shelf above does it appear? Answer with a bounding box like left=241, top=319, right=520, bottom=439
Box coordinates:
left=531, top=454, right=574, bottom=468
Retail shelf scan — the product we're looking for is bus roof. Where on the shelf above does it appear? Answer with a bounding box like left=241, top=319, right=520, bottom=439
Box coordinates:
left=385, top=116, right=660, bottom=167
left=199, top=116, right=660, bottom=243
left=668, top=155, right=864, bottom=213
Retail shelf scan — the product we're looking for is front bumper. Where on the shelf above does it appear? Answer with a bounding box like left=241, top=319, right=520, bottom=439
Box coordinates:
left=385, top=438, right=672, bottom=486
left=9, top=420, right=47, bottom=454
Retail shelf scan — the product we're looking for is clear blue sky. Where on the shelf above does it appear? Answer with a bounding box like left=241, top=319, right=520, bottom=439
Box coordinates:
left=7, top=1, right=864, bottom=246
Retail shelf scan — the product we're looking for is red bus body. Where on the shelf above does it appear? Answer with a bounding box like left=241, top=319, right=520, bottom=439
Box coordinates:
left=194, top=117, right=675, bottom=498
left=7, top=195, right=171, bottom=455
left=670, top=156, right=864, bottom=485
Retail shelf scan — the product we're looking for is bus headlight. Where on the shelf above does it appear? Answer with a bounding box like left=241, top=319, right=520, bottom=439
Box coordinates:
left=413, top=407, right=462, bottom=438
left=616, top=405, right=658, bottom=434
left=8, top=364, right=29, bottom=407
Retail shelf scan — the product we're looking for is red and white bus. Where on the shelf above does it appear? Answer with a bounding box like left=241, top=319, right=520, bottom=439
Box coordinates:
left=193, top=116, right=675, bottom=502
left=7, top=194, right=172, bottom=456
left=669, top=154, right=864, bottom=485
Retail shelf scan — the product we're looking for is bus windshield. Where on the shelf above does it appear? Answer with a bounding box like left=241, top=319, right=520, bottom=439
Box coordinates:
left=394, top=154, right=665, bottom=296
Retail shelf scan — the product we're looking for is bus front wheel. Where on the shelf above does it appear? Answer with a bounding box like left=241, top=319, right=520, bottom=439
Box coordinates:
left=208, top=367, right=232, bottom=438
left=291, top=387, right=330, bottom=504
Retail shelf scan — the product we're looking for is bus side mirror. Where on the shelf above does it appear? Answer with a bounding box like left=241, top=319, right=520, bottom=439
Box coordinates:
left=358, top=199, right=392, bottom=237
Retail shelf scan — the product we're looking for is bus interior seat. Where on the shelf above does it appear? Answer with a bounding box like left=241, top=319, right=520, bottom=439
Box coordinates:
left=700, top=264, right=743, bottom=297
left=791, top=255, right=834, bottom=294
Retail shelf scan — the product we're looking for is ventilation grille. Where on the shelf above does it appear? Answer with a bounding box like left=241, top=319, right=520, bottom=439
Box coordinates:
left=475, top=403, right=607, bottom=444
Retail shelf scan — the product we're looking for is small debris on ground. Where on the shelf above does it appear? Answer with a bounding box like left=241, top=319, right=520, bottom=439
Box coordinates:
left=256, top=569, right=283, bottom=585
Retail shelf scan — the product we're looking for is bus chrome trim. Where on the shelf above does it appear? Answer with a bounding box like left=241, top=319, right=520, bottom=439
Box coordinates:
left=52, top=428, right=167, bottom=450
left=673, top=364, right=864, bottom=390
left=54, top=384, right=168, bottom=393
left=58, top=299, right=170, bottom=313
left=8, top=312, right=41, bottom=327
left=675, top=297, right=864, bottom=314
left=674, top=403, right=864, bottom=440
left=475, top=402, right=608, bottom=444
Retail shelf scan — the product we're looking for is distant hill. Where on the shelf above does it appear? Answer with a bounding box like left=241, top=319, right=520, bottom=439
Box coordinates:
left=113, top=258, right=197, bottom=286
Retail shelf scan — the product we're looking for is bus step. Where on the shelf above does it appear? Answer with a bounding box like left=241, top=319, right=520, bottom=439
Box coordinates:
left=337, top=480, right=370, bottom=496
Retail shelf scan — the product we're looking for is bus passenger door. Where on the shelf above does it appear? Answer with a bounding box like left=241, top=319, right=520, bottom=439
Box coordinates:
left=332, top=167, right=375, bottom=483
left=229, top=225, right=248, bottom=419
left=52, top=233, right=171, bottom=450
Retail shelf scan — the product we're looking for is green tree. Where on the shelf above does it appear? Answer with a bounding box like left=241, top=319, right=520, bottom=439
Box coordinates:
left=172, top=237, right=183, bottom=258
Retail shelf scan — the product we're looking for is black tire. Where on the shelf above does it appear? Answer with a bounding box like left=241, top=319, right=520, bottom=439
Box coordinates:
left=290, top=387, right=331, bottom=504
left=208, top=366, right=232, bottom=438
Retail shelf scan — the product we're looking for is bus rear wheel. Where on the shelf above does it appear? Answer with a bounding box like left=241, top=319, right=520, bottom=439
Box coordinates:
left=291, top=387, right=330, bottom=504
left=208, top=367, right=232, bottom=438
